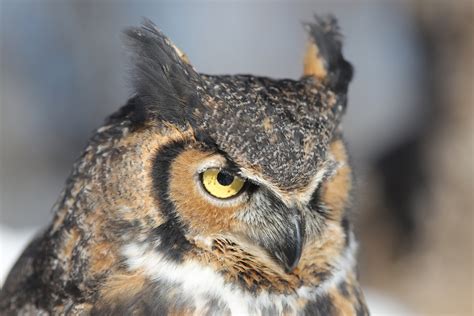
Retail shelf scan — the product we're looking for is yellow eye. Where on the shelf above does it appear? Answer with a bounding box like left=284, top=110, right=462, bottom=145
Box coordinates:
left=201, top=169, right=245, bottom=199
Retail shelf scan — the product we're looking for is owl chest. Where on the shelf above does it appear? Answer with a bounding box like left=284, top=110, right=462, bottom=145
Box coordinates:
left=96, top=244, right=360, bottom=315
left=98, top=272, right=309, bottom=315
left=96, top=269, right=360, bottom=316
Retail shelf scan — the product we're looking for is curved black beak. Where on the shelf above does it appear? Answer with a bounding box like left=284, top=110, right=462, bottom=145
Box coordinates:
left=272, top=210, right=305, bottom=273
left=245, top=203, right=305, bottom=274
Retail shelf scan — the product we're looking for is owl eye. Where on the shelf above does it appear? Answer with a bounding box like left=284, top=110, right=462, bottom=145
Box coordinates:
left=200, top=168, right=246, bottom=199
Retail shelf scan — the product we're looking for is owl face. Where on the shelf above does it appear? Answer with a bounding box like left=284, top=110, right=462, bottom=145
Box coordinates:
left=104, top=18, right=354, bottom=285
left=149, top=133, right=349, bottom=276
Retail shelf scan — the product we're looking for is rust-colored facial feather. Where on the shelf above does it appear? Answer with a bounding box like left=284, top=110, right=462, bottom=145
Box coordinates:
left=168, top=148, right=243, bottom=234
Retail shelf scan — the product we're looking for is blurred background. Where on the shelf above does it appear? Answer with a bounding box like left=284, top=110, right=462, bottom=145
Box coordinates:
left=0, top=0, right=472, bottom=315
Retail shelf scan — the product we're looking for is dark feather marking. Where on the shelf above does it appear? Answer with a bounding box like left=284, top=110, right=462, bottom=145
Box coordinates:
left=151, top=140, right=193, bottom=261
left=341, top=214, right=351, bottom=247
left=305, top=15, right=353, bottom=94
left=149, top=222, right=192, bottom=262
left=338, top=280, right=351, bottom=298
left=124, top=19, right=202, bottom=126
left=106, top=95, right=148, bottom=128
left=354, top=284, right=370, bottom=316
left=309, top=184, right=326, bottom=216
left=304, top=293, right=336, bottom=316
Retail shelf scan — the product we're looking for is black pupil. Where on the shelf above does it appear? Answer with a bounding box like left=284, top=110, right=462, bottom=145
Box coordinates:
left=217, top=171, right=234, bottom=186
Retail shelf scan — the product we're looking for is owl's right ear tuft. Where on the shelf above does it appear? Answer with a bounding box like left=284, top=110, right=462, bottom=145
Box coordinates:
left=123, top=19, right=202, bottom=127
left=303, top=15, right=353, bottom=93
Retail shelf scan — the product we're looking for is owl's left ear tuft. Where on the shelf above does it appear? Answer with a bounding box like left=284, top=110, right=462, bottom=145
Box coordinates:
left=303, top=15, right=353, bottom=93
left=123, top=18, right=202, bottom=126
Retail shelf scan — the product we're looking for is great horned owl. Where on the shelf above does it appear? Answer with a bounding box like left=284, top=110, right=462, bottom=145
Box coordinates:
left=0, top=15, right=368, bottom=315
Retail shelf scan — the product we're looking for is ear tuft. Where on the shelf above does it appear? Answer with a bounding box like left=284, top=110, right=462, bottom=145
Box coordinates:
left=303, top=15, right=353, bottom=93
left=123, top=19, right=201, bottom=126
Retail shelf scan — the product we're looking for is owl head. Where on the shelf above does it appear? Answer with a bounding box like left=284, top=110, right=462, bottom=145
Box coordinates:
left=49, top=15, right=354, bottom=302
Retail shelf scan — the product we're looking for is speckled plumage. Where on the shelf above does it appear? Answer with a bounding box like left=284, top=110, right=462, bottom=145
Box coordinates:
left=198, top=74, right=345, bottom=190
left=0, top=15, right=368, bottom=315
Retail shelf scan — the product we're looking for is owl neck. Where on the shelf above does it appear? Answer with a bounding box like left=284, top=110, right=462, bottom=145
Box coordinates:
left=108, top=231, right=367, bottom=315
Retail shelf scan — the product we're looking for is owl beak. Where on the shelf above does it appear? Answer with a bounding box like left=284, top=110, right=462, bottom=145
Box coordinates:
left=245, top=205, right=305, bottom=274
left=274, top=210, right=304, bottom=273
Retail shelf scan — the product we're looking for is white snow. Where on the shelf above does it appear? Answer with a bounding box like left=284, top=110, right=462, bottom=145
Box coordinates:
left=365, top=288, right=416, bottom=316
left=0, top=225, right=38, bottom=286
